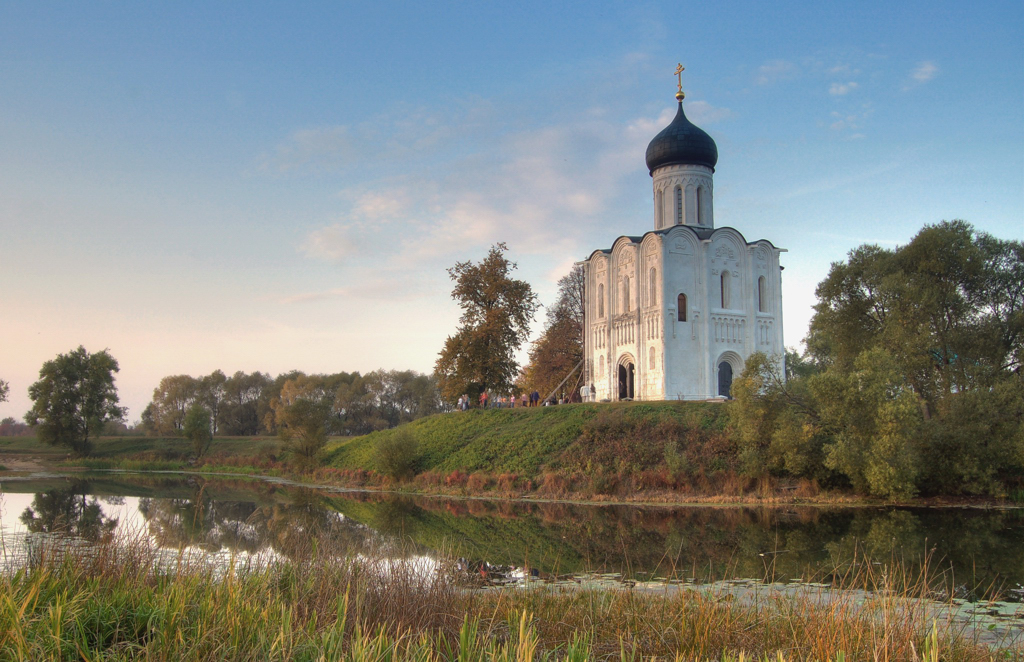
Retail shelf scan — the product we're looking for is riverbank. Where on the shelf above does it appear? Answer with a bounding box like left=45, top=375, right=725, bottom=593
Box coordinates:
left=2, top=526, right=1018, bottom=660
left=2, top=401, right=1022, bottom=508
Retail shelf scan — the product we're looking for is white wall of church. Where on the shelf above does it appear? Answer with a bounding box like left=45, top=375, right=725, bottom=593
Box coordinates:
left=583, top=227, right=785, bottom=402
left=652, top=164, right=714, bottom=229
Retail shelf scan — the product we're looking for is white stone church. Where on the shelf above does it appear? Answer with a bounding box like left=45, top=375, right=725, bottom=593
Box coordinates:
left=582, top=82, right=785, bottom=401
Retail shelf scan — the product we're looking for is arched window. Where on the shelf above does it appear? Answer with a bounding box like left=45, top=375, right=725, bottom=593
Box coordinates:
left=697, top=187, right=705, bottom=225
left=674, top=186, right=683, bottom=224
left=649, top=347, right=656, bottom=370
left=623, top=276, right=630, bottom=312
left=677, top=293, right=687, bottom=322
left=758, top=276, right=767, bottom=313
left=656, top=189, right=664, bottom=227
left=599, top=355, right=605, bottom=374
left=721, top=271, right=731, bottom=309
left=649, top=267, right=657, bottom=307
left=598, top=284, right=605, bottom=318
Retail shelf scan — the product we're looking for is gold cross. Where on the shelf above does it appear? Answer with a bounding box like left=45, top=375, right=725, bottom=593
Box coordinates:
left=674, top=63, right=685, bottom=93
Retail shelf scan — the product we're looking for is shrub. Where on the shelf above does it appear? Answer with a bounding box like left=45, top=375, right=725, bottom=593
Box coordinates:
left=182, top=403, right=213, bottom=459
left=373, top=428, right=420, bottom=481
left=496, top=473, right=519, bottom=494
left=466, top=472, right=490, bottom=492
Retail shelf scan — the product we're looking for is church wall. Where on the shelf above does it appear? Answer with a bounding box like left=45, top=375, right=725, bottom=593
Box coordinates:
left=660, top=228, right=704, bottom=399
left=651, top=164, right=713, bottom=229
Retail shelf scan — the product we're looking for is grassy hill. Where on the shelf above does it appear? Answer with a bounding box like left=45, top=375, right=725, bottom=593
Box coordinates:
left=324, top=401, right=733, bottom=479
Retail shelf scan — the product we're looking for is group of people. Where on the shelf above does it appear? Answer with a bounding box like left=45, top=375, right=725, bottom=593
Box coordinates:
left=454, top=389, right=548, bottom=411
left=455, top=386, right=596, bottom=411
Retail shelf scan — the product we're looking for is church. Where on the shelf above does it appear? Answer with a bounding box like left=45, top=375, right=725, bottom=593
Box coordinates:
left=582, top=70, right=786, bottom=401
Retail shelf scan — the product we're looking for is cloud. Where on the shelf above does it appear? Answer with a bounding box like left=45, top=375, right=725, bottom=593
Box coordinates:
left=301, top=223, right=361, bottom=261
left=686, top=100, right=733, bottom=124
left=289, top=103, right=673, bottom=304
left=264, top=126, right=356, bottom=173
left=903, top=61, right=939, bottom=90
left=828, top=81, right=859, bottom=96
left=911, top=61, right=938, bottom=83
left=259, top=102, right=497, bottom=175
left=756, top=60, right=797, bottom=85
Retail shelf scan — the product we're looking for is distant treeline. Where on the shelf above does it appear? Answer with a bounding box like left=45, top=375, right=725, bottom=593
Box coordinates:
left=141, top=369, right=445, bottom=437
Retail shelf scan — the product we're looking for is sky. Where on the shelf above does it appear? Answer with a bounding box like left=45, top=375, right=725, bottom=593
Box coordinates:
left=1, top=1, right=1022, bottom=422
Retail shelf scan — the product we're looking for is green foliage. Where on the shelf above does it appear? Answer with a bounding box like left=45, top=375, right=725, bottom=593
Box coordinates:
left=730, top=353, right=822, bottom=479
left=24, top=346, right=126, bottom=456
left=813, top=348, right=923, bottom=498
left=183, top=403, right=213, bottom=458
left=272, top=376, right=334, bottom=469
left=733, top=222, right=1024, bottom=498
left=435, top=243, right=540, bottom=403
left=0, top=378, right=8, bottom=403
left=373, top=428, right=420, bottom=480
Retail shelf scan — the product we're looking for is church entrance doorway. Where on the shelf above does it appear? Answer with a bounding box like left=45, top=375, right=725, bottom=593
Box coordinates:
left=618, top=360, right=635, bottom=400
left=717, top=362, right=733, bottom=398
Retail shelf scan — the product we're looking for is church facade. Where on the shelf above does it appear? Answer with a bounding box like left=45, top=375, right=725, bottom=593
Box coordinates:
left=582, top=83, right=785, bottom=401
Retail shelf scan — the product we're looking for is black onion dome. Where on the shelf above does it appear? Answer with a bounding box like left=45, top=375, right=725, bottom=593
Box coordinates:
left=645, top=101, right=718, bottom=174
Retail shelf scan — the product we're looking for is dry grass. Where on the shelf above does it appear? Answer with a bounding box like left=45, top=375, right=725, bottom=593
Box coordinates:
left=0, top=528, right=1018, bottom=661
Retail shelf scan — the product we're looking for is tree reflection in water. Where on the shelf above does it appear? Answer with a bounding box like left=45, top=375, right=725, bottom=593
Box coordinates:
left=137, top=482, right=385, bottom=562
left=19, top=481, right=118, bottom=543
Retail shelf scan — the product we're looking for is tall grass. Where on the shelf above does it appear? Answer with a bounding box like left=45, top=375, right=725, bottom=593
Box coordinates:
left=1, top=528, right=1017, bottom=661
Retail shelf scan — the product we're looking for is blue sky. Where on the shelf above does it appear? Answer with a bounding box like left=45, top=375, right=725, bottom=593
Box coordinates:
left=1, top=1, right=1021, bottom=421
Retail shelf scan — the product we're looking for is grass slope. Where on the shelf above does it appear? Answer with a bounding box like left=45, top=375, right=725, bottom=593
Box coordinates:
left=324, top=401, right=730, bottom=477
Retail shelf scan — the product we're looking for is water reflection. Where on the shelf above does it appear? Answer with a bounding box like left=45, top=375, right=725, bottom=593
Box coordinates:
left=19, top=480, right=119, bottom=542
left=2, top=474, right=1023, bottom=601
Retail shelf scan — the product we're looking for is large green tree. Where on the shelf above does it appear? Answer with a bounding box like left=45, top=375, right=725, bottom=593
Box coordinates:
left=0, top=378, right=9, bottom=403
left=807, top=220, right=1023, bottom=415
left=25, top=346, right=126, bottom=456
left=738, top=221, right=1024, bottom=497
left=435, top=243, right=540, bottom=403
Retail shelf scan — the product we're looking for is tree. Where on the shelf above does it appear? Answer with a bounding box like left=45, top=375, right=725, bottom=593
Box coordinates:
left=730, top=352, right=823, bottom=478
left=198, top=370, right=227, bottom=434
left=435, top=243, right=540, bottom=403
left=0, top=378, right=9, bottom=403
left=183, top=402, right=213, bottom=458
left=147, top=374, right=201, bottom=434
left=219, top=371, right=273, bottom=435
left=520, top=264, right=585, bottom=400
left=801, top=221, right=1024, bottom=496
left=808, top=220, right=1023, bottom=415
left=25, top=346, right=126, bottom=456
left=269, top=375, right=339, bottom=467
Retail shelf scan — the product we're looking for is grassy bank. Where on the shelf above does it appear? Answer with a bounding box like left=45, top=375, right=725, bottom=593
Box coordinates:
left=319, top=402, right=840, bottom=502
left=1, top=531, right=1016, bottom=661
left=5, top=401, right=1020, bottom=505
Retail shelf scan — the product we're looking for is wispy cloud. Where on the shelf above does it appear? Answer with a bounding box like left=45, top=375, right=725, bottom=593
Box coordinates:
left=829, top=81, right=859, bottom=96
left=286, top=102, right=692, bottom=304
left=265, top=126, right=356, bottom=173
left=259, top=102, right=496, bottom=175
left=904, top=61, right=939, bottom=89
left=686, top=100, right=734, bottom=124
left=756, top=59, right=797, bottom=86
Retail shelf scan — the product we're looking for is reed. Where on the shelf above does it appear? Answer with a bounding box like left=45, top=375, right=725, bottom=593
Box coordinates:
left=0, top=530, right=1017, bottom=661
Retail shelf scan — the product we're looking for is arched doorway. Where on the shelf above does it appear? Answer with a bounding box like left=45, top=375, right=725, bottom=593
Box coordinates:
left=717, top=361, right=733, bottom=398
left=618, top=359, right=635, bottom=400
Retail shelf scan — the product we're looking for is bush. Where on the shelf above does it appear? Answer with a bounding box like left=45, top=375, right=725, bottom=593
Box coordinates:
left=182, top=403, right=213, bottom=459
left=373, top=428, right=420, bottom=480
